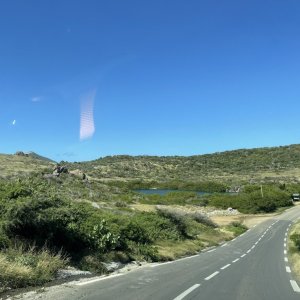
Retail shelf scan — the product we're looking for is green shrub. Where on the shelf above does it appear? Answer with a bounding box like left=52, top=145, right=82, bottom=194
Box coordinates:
left=126, top=241, right=159, bottom=262
left=226, top=222, right=248, bottom=236
left=0, top=231, right=10, bottom=249
left=156, top=207, right=190, bottom=238
left=208, top=185, right=292, bottom=214
left=290, top=233, right=300, bottom=250
left=84, top=220, right=120, bottom=253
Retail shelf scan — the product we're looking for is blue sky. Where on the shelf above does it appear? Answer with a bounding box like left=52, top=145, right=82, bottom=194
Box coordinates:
left=1, top=0, right=300, bottom=162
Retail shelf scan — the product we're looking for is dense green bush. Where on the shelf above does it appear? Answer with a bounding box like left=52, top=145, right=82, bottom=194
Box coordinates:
left=208, top=185, right=292, bottom=213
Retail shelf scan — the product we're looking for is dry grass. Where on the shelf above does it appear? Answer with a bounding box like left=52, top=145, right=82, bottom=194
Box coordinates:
left=155, top=224, right=235, bottom=261
left=288, top=222, right=300, bottom=281
left=0, top=245, right=68, bottom=292
left=0, top=154, right=54, bottom=178
left=155, top=240, right=205, bottom=261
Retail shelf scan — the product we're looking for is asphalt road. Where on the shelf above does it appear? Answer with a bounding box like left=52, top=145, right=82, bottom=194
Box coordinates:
left=31, top=205, right=300, bottom=300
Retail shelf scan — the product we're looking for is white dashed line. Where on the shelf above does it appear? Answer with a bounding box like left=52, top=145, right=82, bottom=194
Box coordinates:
left=232, top=258, right=240, bottom=263
left=286, top=266, right=291, bottom=273
left=251, top=245, right=255, bottom=249
left=205, top=271, right=219, bottom=280
left=241, top=254, right=246, bottom=258
left=284, top=243, right=287, bottom=248
left=284, top=250, right=287, bottom=255
left=221, top=264, right=231, bottom=270
left=285, top=257, right=288, bottom=262
left=221, top=243, right=228, bottom=247
left=173, top=284, right=201, bottom=300
left=284, top=238, right=287, bottom=242
left=246, top=250, right=251, bottom=254
left=290, top=280, right=300, bottom=292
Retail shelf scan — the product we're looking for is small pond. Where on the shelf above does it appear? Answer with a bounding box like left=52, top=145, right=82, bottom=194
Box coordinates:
left=135, top=189, right=209, bottom=196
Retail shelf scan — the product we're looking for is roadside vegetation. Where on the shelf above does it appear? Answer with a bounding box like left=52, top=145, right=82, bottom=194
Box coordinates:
left=288, top=221, right=300, bottom=281
left=0, top=176, right=237, bottom=292
left=1, top=145, right=300, bottom=292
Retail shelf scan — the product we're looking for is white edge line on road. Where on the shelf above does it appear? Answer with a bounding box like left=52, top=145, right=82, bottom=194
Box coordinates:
left=221, top=243, right=228, bottom=247
left=207, top=249, right=216, bottom=253
left=284, top=250, right=287, bottom=255
left=232, top=258, right=240, bottom=263
left=221, top=264, right=231, bottom=270
left=205, top=271, right=219, bottom=280
left=290, top=280, right=300, bottom=293
left=75, top=274, right=123, bottom=286
left=286, top=266, right=291, bottom=273
left=176, top=254, right=199, bottom=262
left=173, top=284, right=201, bottom=300
left=285, top=257, right=288, bottom=262
left=284, top=243, right=287, bottom=247
left=151, top=261, right=172, bottom=268
left=284, top=238, right=287, bottom=242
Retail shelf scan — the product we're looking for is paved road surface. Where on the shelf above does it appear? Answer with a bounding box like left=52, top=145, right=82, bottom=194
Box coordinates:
left=26, top=205, right=300, bottom=300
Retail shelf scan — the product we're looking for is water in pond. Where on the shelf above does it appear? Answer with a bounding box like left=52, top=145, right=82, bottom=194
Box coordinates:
left=135, top=189, right=208, bottom=196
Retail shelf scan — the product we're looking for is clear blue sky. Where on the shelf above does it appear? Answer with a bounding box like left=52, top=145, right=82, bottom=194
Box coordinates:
left=1, top=0, right=300, bottom=162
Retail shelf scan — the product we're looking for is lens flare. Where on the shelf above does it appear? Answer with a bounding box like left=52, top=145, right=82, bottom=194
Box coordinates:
left=80, top=90, right=96, bottom=141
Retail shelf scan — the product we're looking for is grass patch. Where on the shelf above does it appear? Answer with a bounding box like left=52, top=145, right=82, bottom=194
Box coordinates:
left=0, top=245, right=68, bottom=293
left=225, top=222, right=248, bottom=237
left=155, top=240, right=204, bottom=261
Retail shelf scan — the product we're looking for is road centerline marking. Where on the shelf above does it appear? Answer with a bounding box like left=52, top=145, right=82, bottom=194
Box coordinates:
left=232, top=258, right=239, bottom=263
left=173, top=284, right=201, bottom=300
left=221, top=264, right=231, bottom=270
left=286, top=266, right=291, bottom=273
left=205, top=271, right=219, bottom=280
left=241, top=254, right=246, bottom=258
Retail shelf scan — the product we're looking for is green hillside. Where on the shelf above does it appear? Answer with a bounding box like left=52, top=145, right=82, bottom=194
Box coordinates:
left=0, top=153, right=55, bottom=179
left=2, top=144, right=300, bottom=183
left=67, top=144, right=300, bottom=184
